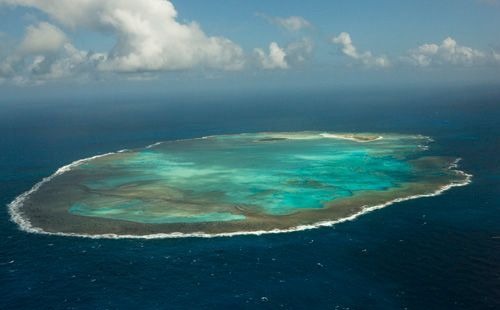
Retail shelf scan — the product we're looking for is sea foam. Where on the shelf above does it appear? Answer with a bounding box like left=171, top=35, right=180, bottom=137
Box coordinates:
left=7, top=135, right=472, bottom=240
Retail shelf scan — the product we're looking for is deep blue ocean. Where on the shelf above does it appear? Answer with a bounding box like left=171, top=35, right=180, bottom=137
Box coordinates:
left=1, top=86, right=499, bottom=309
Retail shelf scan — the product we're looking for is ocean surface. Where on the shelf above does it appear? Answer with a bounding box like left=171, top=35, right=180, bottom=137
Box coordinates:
left=1, top=86, right=499, bottom=309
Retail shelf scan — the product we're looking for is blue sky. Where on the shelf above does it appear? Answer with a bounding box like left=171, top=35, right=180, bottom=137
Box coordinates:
left=0, top=0, right=499, bottom=96
left=175, top=0, right=499, bottom=49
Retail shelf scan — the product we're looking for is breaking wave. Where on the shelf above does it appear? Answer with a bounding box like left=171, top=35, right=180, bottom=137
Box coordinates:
left=7, top=136, right=472, bottom=240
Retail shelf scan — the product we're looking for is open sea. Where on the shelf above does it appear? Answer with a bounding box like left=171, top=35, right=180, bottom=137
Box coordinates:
left=1, top=86, right=499, bottom=309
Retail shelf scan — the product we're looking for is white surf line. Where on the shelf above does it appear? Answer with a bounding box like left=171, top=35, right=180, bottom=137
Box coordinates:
left=146, top=132, right=426, bottom=147
left=145, top=142, right=163, bottom=149
left=7, top=134, right=471, bottom=240
left=7, top=155, right=472, bottom=240
left=7, top=152, right=119, bottom=236
left=145, top=135, right=213, bottom=149
left=319, top=133, right=384, bottom=142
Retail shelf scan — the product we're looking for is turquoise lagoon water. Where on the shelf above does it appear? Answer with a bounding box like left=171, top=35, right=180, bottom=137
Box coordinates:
left=65, top=132, right=431, bottom=224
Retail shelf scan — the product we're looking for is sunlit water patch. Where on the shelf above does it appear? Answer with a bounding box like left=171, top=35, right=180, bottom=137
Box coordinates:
left=8, top=132, right=470, bottom=238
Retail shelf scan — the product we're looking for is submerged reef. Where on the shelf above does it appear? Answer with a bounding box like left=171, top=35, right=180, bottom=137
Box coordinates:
left=9, top=132, right=471, bottom=238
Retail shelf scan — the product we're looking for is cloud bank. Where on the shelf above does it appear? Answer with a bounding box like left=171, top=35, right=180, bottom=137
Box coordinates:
left=0, top=0, right=245, bottom=84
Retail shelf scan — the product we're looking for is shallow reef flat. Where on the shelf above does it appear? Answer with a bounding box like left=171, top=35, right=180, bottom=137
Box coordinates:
left=10, top=132, right=470, bottom=238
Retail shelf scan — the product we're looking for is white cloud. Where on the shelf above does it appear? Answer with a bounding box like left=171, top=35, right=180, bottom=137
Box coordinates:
left=0, top=20, right=107, bottom=84
left=254, top=42, right=288, bottom=69
left=254, top=38, right=313, bottom=70
left=331, top=32, right=390, bottom=68
left=285, top=37, right=314, bottom=64
left=493, top=51, right=500, bottom=61
left=33, top=44, right=106, bottom=81
left=257, top=13, right=311, bottom=32
left=273, top=16, right=311, bottom=32
left=0, top=0, right=245, bottom=84
left=407, top=37, right=486, bottom=66
left=20, top=22, right=67, bottom=54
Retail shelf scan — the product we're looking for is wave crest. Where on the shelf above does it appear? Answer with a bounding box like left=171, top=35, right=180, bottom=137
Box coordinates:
left=7, top=136, right=472, bottom=239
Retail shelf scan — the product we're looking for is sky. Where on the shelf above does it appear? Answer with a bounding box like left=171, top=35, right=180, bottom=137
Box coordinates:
left=0, top=0, right=499, bottom=98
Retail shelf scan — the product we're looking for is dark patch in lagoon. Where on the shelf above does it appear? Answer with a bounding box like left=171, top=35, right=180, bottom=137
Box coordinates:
left=257, top=137, right=289, bottom=142
left=8, top=132, right=471, bottom=238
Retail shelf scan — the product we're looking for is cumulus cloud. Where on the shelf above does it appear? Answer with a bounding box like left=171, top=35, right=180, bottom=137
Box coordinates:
left=254, top=38, right=314, bottom=70
left=0, top=22, right=106, bottom=85
left=20, top=22, right=68, bottom=54
left=407, top=37, right=487, bottom=66
left=257, top=13, right=312, bottom=32
left=0, top=0, right=245, bottom=83
left=331, top=32, right=390, bottom=68
left=0, top=20, right=104, bottom=84
left=254, top=42, right=289, bottom=69
left=285, top=37, right=314, bottom=65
